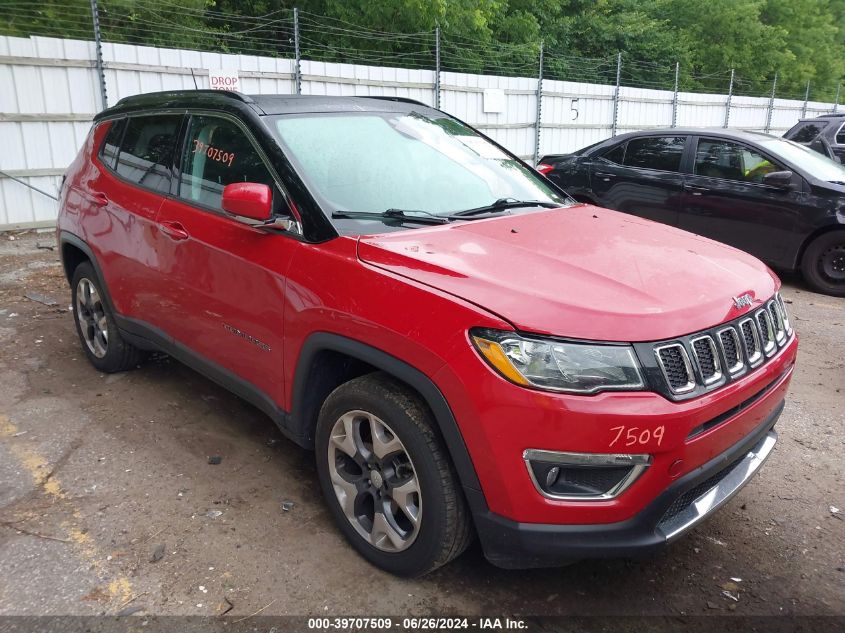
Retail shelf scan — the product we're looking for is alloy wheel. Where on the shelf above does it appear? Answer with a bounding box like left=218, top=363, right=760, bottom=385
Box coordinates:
left=327, top=410, right=422, bottom=552
left=75, top=277, right=109, bottom=358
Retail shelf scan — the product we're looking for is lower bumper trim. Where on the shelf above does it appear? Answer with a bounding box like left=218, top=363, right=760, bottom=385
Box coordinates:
left=657, top=429, right=777, bottom=540
left=471, top=400, right=784, bottom=569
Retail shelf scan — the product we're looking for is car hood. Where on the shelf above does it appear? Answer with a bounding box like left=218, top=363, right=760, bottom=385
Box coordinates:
left=356, top=205, right=779, bottom=342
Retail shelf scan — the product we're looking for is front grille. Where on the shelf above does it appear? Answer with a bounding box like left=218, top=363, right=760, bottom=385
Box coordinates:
left=655, top=344, right=694, bottom=393
left=691, top=336, right=721, bottom=384
left=740, top=318, right=762, bottom=365
left=643, top=293, right=792, bottom=400
left=718, top=327, right=743, bottom=374
left=756, top=310, right=776, bottom=356
left=768, top=300, right=786, bottom=345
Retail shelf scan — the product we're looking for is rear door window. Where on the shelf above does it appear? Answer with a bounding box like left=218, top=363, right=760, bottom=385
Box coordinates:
left=179, top=115, right=278, bottom=212
left=115, top=115, right=181, bottom=193
left=785, top=121, right=829, bottom=143
left=836, top=124, right=845, bottom=145
left=623, top=136, right=686, bottom=172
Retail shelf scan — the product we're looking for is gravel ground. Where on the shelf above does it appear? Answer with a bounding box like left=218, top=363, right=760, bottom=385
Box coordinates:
left=0, top=230, right=842, bottom=618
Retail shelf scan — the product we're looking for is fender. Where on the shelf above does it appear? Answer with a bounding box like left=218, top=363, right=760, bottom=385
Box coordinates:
left=59, top=231, right=117, bottom=312
left=290, top=332, right=485, bottom=497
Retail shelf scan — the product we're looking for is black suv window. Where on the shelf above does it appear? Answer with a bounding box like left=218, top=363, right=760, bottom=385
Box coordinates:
left=602, top=143, right=626, bottom=165
left=623, top=136, right=685, bottom=172
left=115, top=115, right=181, bottom=193
left=99, top=118, right=126, bottom=170
left=836, top=123, right=845, bottom=145
left=786, top=121, right=829, bottom=144
left=179, top=115, right=277, bottom=212
left=694, top=138, right=783, bottom=183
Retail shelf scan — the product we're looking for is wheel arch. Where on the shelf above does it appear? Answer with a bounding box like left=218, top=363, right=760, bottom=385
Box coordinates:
left=289, top=332, right=484, bottom=497
left=58, top=232, right=116, bottom=310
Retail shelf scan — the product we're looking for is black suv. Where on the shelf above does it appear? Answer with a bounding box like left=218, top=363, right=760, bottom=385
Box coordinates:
left=784, top=114, right=845, bottom=162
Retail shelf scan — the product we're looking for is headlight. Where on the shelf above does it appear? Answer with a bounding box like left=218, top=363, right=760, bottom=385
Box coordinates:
left=471, top=328, right=645, bottom=394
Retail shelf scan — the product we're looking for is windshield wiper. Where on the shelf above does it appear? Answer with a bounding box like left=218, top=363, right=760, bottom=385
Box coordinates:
left=447, top=198, right=562, bottom=218
left=332, top=208, right=451, bottom=225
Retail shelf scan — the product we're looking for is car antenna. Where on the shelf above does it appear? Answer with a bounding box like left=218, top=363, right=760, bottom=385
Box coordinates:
left=189, top=68, right=198, bottom=90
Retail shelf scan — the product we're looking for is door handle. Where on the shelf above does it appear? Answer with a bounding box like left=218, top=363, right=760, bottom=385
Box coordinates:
left=91, top=192, right=109, bottom=207
left=594, top=172, right=616, bottom=180
left=684, top=184, right=709, bottom=196
left=159, top=220, right=190, bottom=241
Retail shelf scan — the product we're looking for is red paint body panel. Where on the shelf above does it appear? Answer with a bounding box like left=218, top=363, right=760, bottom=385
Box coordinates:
left=358, top=205, right=779, bottom=341
left=58, top=114, right=798, bottom=538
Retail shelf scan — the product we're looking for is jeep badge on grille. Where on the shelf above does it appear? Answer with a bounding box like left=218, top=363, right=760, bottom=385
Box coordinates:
left=732, top=293, right=753, bottom=309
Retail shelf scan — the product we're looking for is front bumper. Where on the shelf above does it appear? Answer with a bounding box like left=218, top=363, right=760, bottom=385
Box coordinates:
left=471, top=402, right=781, bottom=569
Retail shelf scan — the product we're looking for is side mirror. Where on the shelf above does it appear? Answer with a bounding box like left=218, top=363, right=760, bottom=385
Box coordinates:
left=222, top=182, right=272, bottom=221
left=762, top=170, right=793, bottom=190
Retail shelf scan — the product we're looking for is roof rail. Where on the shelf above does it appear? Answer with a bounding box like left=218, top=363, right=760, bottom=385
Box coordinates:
left=113, top=89, right=256, bottom=108
left=366, top=96, right=430, bottom=108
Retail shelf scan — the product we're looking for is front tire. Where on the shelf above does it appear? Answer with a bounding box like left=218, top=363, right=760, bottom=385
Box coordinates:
left=801, top=231, right=845, bottom=297
left=315, top=373, right=472, bottom=576
left=71, top=262, right=145, bottom=372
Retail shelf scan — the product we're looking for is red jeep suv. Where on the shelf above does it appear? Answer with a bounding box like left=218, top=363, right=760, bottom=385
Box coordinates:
left=57, top=90, right=798, bottom=576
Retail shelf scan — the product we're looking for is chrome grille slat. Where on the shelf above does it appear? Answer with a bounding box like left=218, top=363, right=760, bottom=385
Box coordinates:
left=691, top=335, right=722, bottom=385
left=767, top=299, right=786, bottom=346
left=756, top=309, right=776, bottom=357
left=654, top=343, right=695, bottom=394
left=717, top=326, right=744, bottom=375
left=739, top=317, right=763, bottom=366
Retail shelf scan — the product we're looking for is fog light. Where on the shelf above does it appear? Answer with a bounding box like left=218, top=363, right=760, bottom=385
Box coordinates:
left=546, top=466, right=561, bottom=488
left=523, top=449, right=651, bottom=500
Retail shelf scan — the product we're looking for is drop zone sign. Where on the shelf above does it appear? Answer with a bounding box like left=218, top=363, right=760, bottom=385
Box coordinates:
left=209, top=70, right=240, bottom=92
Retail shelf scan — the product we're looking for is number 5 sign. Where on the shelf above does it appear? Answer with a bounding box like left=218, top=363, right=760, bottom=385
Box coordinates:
left=209, top=70, right=240, bottom=92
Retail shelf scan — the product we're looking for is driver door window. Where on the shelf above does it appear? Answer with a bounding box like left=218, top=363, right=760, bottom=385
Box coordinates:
left=694, top=139, right=783, bottom=183
left=179, top=115, right=281, bottom=213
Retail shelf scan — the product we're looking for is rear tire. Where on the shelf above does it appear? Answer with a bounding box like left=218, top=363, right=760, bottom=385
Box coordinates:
left=801, top=231, right=845, bottom=297
left=315, top=372, right=472, bottom=577
left=71, top=262, right=145, bottom=372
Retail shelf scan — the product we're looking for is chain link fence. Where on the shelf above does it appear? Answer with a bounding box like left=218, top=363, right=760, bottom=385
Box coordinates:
left=1, top=0, right=843, bottom=229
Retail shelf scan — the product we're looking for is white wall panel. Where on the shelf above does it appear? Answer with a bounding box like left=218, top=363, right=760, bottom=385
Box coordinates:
left=0, top=34, right=838, bottom=228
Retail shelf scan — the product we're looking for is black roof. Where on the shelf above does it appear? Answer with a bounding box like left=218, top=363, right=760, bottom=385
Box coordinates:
left=95, top=90, right=433, bottom=121
left=609, top=127, right=784, bottom=143
left=795, top=112, right=845, bottom=121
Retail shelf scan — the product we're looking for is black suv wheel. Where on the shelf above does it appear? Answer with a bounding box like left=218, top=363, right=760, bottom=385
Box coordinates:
left=71, top=262, right=145, bottom=372
left=801, top=231, right=845, bottom=297
left=315, top=372, right=472, bottom=576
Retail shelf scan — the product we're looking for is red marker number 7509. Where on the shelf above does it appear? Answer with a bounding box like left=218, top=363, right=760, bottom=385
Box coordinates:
left=610, top=425, right=665, bottom=448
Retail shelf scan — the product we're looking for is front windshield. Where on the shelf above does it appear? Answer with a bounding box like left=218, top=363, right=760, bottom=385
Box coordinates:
left=759, top=137, right=845, bottom=183
left=271, top=111, right=568, bottom=218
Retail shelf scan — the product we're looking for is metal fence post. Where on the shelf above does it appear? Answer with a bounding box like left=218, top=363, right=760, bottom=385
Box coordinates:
left=834, top=82, right=841, bottom=114
left=293, top=7, right=301, bottom=95
left=801, top=79, right=810, bottom=118
left=671, top=61, right=679, bottom=128
left=723, top=68, right=734, bottom=128
left=533, top=41, right=544, bottom=166
left=611, top=52, right=622, bottom=137
left=764, top=72, right=777, bottom=133
left=89, top=0, right=108, bottom=110
left=434, top=25, right=441, bottom=110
